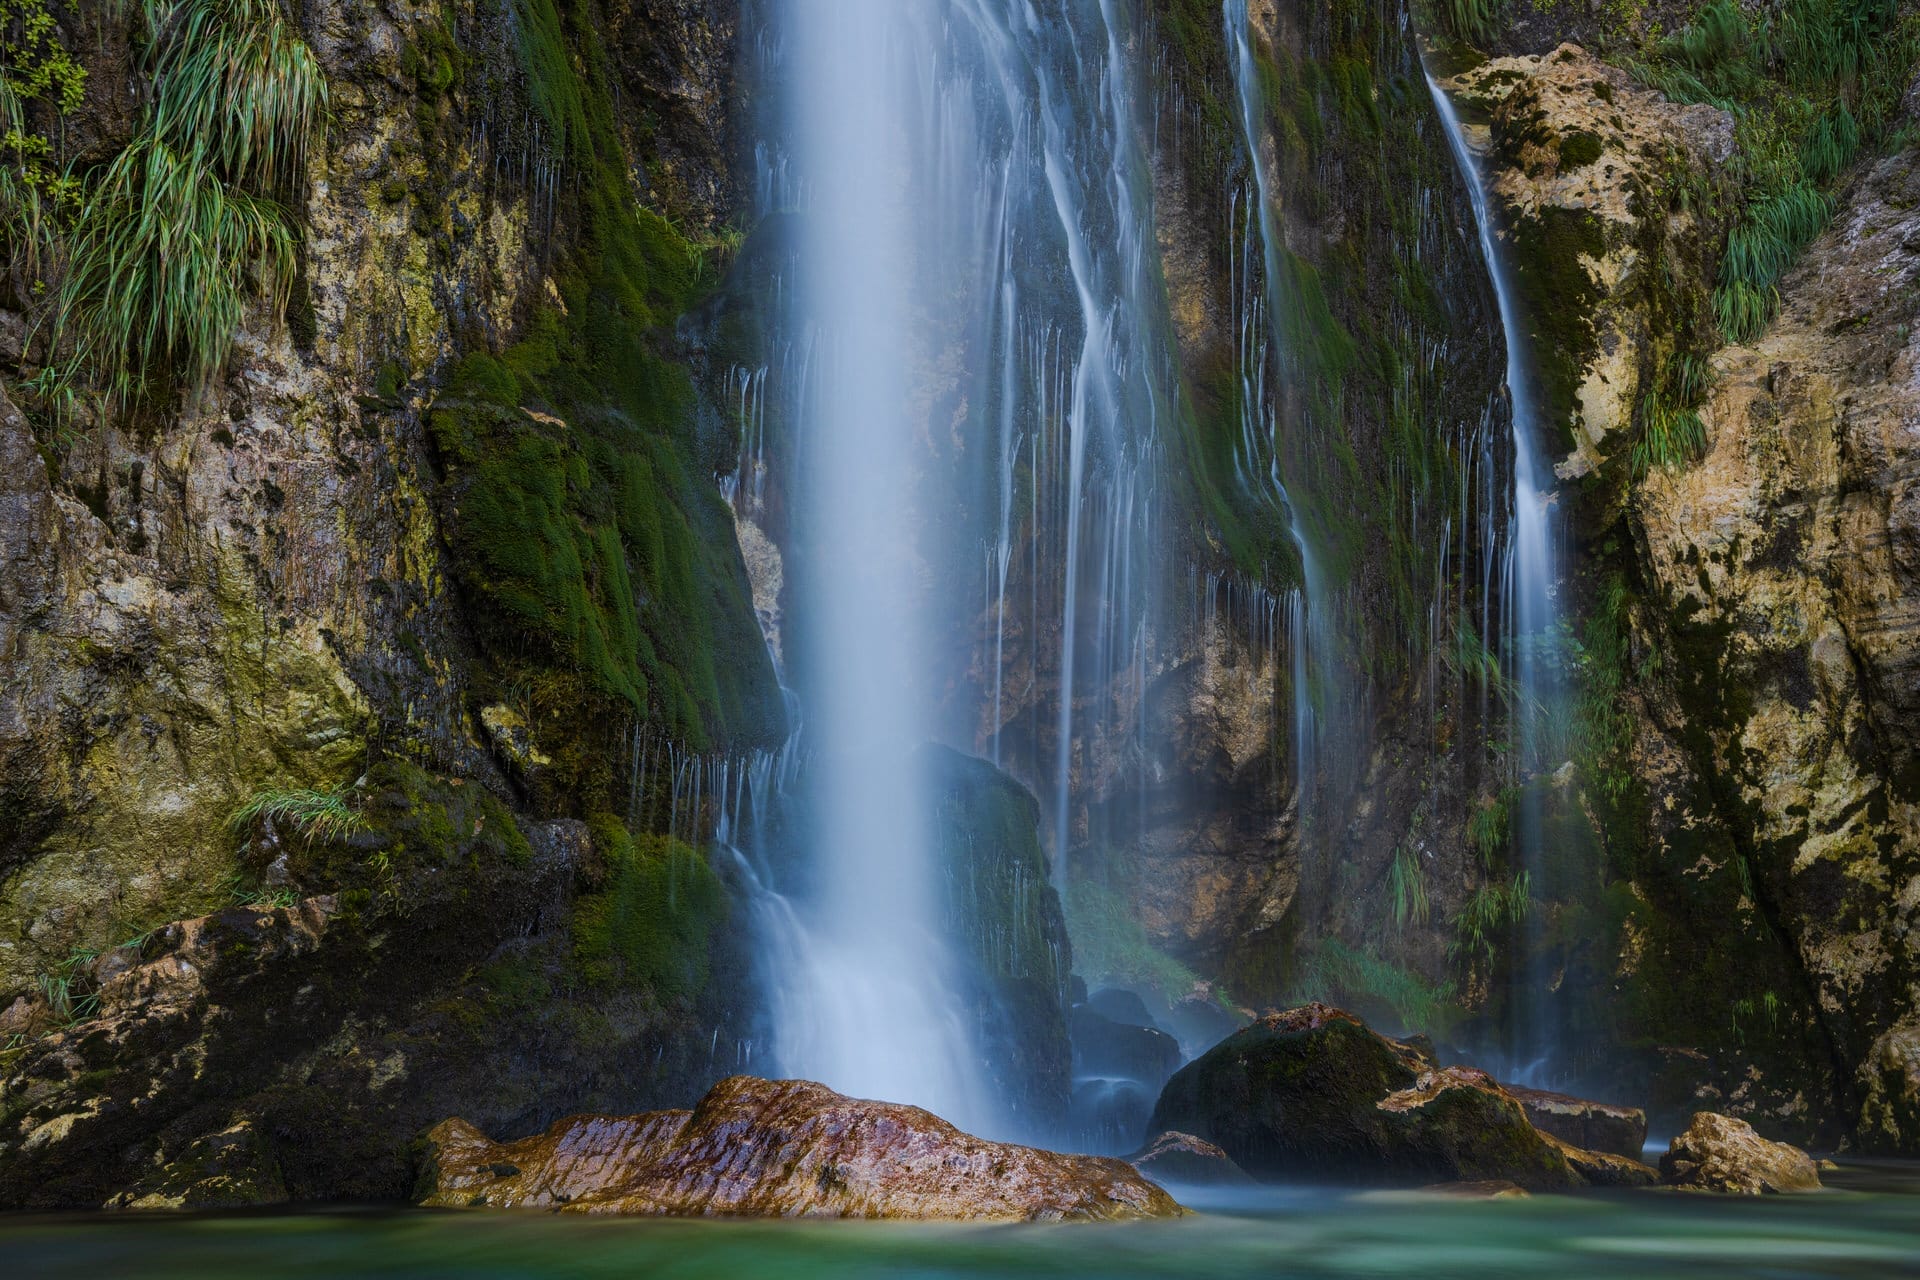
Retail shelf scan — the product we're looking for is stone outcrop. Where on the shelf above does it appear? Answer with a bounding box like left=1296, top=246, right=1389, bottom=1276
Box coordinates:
left=1126, top=1131, right=1254, bottom=1187
left=1659, top=1111, right=1822, bottom=1195
left=1439, top=43, right=1735, bottom=476
left=1506, top=1085, right=1648, bottom=1160
left=1857, top=1019, right=1920, bottom=1155
left=1146, top=1004, right=1648, bottom=1190
left=417, top=1075, right=1185, bottom=1221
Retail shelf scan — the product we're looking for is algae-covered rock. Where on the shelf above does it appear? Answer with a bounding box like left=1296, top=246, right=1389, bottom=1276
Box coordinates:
left=1146, top=1003, right=1424, bottom=1182
left=417, top=1075, right=1185, bottom=1221
left=1659, top=1112, right=1821, bottom=1195
left=1147, top=1004, right=1644, bottom=1190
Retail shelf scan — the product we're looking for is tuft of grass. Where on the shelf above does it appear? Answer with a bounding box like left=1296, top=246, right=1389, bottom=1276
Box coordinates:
left=49, top=0, right=326, bottom=408
left=1290, top=939, right=1456, bottom=1036
left=62, top=138, right=296, bottom=403
left=1387, top=847, right=1430, bottom=928
left=1450, top=869, right=1531, bottom=966
left=228, top=784, right=367, bottom=845
left=1441, top=0, right=1503, bottom=45
left=1467, top=789, right=1511, bottom=869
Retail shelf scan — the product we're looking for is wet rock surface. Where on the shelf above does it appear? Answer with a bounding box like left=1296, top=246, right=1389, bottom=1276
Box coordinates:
left=1507, top=1085, right=1648, bottom=1160
left=418, top=1076, right=1185, bottom=1221
left=1126, top=1131, right=1254, bottom=1188
left=1659, top=1112, right=1822, bottom=1195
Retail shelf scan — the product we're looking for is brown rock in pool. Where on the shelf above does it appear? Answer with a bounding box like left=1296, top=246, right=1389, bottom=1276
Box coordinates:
left=1504, top=1085, right=1647, bottom=1161
left=1659, top=1112, right=1822, bottom=1195
left=417, top=1075, right=1186, bottom=1220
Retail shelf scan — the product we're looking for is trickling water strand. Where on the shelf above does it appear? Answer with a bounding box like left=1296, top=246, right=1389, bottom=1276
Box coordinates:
left=1423, top=66, right=1563, bottom=1076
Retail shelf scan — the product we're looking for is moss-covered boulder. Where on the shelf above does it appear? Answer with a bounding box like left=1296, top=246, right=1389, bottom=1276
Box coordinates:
left=1147, top=1003, right=1640, bottom=1189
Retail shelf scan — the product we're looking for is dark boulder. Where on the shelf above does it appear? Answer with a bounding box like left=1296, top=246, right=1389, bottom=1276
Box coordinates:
left=1148, top=1003, right=1647, bottom=1190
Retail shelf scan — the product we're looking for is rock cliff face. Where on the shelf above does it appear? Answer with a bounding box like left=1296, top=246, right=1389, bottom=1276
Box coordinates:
left=1441, top=23, right=1920, bottom=1148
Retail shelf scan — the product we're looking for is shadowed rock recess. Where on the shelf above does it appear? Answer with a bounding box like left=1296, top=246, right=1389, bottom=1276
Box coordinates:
left=1, top=0, right=1918, bottom=1212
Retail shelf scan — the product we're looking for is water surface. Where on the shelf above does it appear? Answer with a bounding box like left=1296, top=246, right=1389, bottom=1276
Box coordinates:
left=8, top=1168, right=1920, bottom=1279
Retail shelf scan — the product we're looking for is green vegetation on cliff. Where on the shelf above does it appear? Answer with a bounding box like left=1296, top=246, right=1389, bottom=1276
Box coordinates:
left=11, top=0, right=328, bottom=412
left=1623, top=0, right=1917, bottom=341
left=425, top=0, right=780, bottom=784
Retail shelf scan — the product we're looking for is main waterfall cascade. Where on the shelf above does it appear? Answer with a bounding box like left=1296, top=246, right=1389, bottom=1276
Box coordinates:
left=728, top=0, right=1187, bottom=1140
left=720, top=0, right=1537, bottom=1136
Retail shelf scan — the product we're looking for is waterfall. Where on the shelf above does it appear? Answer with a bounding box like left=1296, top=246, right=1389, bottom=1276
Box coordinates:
left=1423, top=68, right=1563, bottom=1074
left=750, top=0, right=993, bottom=1132
left=1221, top=0, right=1328, bottom=840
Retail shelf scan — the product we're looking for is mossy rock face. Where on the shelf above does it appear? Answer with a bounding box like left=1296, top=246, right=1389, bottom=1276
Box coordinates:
left=921, top=745, right=1074, bottom=1134
left=0, top=767, right=756, bottom=1209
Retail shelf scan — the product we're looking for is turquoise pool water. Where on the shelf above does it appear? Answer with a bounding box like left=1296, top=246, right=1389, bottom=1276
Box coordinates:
left=6, top=1167, right=1919, bottom=1279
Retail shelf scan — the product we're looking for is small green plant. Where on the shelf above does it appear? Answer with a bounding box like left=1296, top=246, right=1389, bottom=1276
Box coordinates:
left=1290, top=939, right=1456, bottom=1036
left=1730, top=989, right=1783, bottom=1044
left=227, top=784, right=367, bottom=845
left=1631, top=388, right=1707, bottom=477
left=1451, top=870, right=1531, bottom=966
left=220, top=868, right=298, bottom=910
left=1387, top=846, right=1430, bottom=927
left=35, top=946, right=101, bottom=1024
left=1467, top=789, right=1511, bottom=868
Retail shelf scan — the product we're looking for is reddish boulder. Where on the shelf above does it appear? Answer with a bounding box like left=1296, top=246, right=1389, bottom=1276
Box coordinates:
left=418, top=1075, right=1185, bottom=1220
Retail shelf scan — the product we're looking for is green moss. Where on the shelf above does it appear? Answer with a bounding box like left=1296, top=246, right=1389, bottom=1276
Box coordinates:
left=568, top=814, right=725, bottom=1001
left=425, top=1, right=782, bottom=778
left=1506, top=205, right=1606, bottom=445
left=1558, top=130, right=1604, bottom=170
left=1291, top=939, right=1457, bottom=1037
left=1066, top=878, right=1206, bottom=1002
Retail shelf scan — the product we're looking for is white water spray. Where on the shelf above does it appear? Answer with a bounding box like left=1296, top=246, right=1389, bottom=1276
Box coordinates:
left=765, top=0, right=991, bottom=1131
